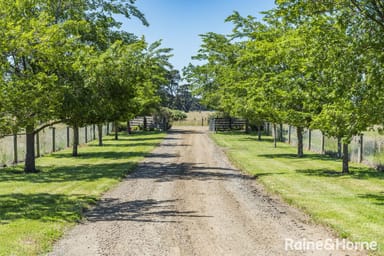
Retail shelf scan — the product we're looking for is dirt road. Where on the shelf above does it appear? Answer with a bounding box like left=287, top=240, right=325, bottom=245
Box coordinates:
left=49, top=127, right=364, bottom=256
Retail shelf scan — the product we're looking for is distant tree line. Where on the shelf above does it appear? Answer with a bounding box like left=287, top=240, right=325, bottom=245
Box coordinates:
left=159, top=70, right=206, bottom=112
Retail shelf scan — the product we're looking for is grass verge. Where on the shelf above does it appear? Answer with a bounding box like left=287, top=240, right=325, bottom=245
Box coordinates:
left=211, top=132, right=384, bottom=255
left=0, top=132, right=165, bottom=255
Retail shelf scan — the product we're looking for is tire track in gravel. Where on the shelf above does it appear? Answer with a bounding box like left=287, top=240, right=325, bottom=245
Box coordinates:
left=49, top=126, right=365, bottom=256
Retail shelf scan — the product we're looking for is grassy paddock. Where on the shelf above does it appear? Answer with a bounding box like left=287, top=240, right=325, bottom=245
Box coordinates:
left=173, top=111, right=214, bottom=126
left=212, top=132, right=384, bottom=255
left=0, top=132, right=165, bottom=255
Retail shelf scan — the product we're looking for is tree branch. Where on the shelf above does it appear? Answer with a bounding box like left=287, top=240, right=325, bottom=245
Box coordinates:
left=34, top=120, right=63, bottom=134
left=350, top=0, right=384, bottom=30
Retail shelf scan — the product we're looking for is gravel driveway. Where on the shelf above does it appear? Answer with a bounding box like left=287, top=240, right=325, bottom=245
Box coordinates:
left=49, top=126, right=364, bottom=256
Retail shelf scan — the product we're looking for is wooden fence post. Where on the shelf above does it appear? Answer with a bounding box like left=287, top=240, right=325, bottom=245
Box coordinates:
left=93, top=124, right=96, bottom=140
left=337, top=137, right=342, bottom=158
left=13, top=133, right=18, bottom=164
left=288, top=126, right=292, bottom=144
left=85, top=126, right=88, bottom=143
left=321, top=132, right=325, bottom=154
left=66, top=126, right=70, bottom=148
left=358, top=134, right=364, bottom=163
left=36, top=132, right=40, bottom=157
left=279, top=124, right=284, bottom=142
left=308, top=129, right=312, bottom=151
left=51, top=127, right=56, bottom=153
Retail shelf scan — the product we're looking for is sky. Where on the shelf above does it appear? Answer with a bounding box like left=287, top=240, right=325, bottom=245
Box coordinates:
left=119, top=0, right=276, bottom=72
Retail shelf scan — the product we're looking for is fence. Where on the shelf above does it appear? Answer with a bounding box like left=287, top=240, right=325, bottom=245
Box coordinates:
left=266, top=123, right=384, bottom=169
left=0, top=123, right=111, bottom=167
left=209, top=118, right=247, bottom=131
left=129, top=116, right=155, bottom=129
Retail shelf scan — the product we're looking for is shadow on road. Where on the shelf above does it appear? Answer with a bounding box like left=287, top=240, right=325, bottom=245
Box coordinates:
left=129, top=161, right=255, bottom=183
left=167, top=128, right=205, bottom=135
left=87, top=198, right=212, bottom=223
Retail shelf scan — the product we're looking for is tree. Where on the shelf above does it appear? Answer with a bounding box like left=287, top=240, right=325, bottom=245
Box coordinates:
left=0, top=1, right=75, bottom=172
left=184, top=32, right=230, bottom=113
left=59, top=45, right=98, bottom=156
left=159, top=69, right=181, bottom=108
left=53, top=0, right=148, bottom=148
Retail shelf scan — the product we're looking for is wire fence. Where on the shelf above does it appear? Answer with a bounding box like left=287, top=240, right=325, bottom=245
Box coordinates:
left=266, top=123, right=384, bottom=169
left=0, top=123, right=112, bottom=167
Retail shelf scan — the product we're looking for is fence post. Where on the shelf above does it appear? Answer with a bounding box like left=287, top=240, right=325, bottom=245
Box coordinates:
left=288, top=126, right=291, bottom=144
left=358, top=134, right=364, bottom=163
left=66, top=126, right=70, bottom=148
left=321, top=132, right=325, bottom=154
left=36, top=132, right=40, bottom=157
left=93, top=124, right=96, bottom=140
left=51, top=127, right=56, bottom=153
left=279, top=124, right=284, bottom=142
left=337, top=137, right=342, bottom=158
left=308, top=129, right=312, bottom=151
left=85, top=126, right=88, bottom=143
left=13, top=133, right=18, bottom=164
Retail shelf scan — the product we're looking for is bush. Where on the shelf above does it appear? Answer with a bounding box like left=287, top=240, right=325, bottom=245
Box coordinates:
left=170, top=109, right=187, bottom=121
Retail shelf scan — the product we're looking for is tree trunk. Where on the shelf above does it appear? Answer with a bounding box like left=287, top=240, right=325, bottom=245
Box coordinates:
left=98, top=124, right=103, bottom=146
left=273, top=123, right=277, bottom=148
left=258, top=124, right=262, bottom=141
left=297, top=127, right=304, bottom=157
left=342, top=143, right=349, bottom=174
left=24, top=125, right=37, bottom=173
left=72, top=125, right=79, bottom=157
left=114, top=120, right=118, bottom=140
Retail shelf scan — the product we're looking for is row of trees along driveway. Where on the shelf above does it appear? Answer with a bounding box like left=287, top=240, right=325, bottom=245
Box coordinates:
left=184, top=0, right=384, bottom=173
left=0, top=0, right=175, bottom=173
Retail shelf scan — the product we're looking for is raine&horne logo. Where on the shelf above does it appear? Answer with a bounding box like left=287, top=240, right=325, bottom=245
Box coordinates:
left=285, top=238, right=378, bottom=252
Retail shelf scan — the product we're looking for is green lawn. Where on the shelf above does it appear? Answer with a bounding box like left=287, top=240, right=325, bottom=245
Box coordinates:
left=0, top=132, right=165, bottom=256
left=212, top=132, right=384, bottom=255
